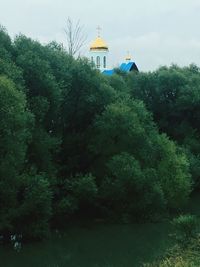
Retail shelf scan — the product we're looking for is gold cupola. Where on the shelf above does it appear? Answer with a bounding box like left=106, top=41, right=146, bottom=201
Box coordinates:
left=90, top=37, right=108, bottom=51
left=125, top=51, right=132, bottom=61
left=89, top=27, right=109, bottom=71
left=90, top=26, right=108, bottom=51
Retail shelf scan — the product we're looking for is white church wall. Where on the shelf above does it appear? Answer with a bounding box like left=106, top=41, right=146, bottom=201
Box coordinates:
left=89, top=50, right=109, bottom=72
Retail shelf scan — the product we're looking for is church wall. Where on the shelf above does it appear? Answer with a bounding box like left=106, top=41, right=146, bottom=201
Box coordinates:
left=89, top=50, right=109, bottom=72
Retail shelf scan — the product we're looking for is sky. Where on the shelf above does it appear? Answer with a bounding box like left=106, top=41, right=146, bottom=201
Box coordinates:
left=1, top=0, right=200, bottom=71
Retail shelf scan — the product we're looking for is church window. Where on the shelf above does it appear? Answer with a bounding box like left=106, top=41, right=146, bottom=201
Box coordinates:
left=103, top=56, right=106, bottom=68
left=96, top=56, right=100, bottom=68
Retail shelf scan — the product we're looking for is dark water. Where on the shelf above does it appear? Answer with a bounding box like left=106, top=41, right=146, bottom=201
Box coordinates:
left=0, top=222, right=171, bottom=267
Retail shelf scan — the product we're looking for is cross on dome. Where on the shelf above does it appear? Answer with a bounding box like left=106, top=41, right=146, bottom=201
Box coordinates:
left=90, top=26, right=108, bottom=51
left=97, top=26, right=102, bottom=37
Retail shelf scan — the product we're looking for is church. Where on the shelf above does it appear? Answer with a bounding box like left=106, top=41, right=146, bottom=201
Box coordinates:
left=89, top=28, right=139, bottom=75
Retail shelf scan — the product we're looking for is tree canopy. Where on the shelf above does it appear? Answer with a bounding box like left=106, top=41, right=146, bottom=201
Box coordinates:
left=0, top=26, right=195, bottom=240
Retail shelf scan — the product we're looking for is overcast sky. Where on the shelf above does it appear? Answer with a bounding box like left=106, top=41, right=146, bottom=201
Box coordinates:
left=1, top=0, right=200, bottom=71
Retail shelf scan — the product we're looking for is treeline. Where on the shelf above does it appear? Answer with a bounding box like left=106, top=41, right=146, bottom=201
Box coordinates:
left=0, top=26, right=198, bottom=239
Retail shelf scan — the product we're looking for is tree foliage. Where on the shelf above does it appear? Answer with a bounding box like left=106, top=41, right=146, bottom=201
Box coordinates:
left=127, top=65, right=200, bottom=187
left=0, top=27, right=195, bottom=240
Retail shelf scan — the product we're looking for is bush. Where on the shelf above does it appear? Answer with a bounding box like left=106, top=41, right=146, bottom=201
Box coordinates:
left=18, top=173, right=52, bottom=240
left=55, top=174, right=98, bottom=218
left=143, top=233, right=200, bottom=267
left=171, top=214, right=199, bottom=247
left=100, top=153, right=166, bottom=217
left=70, top=174, right=98, bottom=203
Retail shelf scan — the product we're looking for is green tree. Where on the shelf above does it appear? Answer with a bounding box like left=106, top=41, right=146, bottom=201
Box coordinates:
left=0, top=76, right=32, bottom=233
left=90, top=98, right=191, bottom=215
left=60, top=58, right=116, bottom=175
left=101, top=153, right=165, bottom=216
left=127, top=65, right=200, bottom=188
left=18, top=173, right=52, bottom=240
left=14, top=35, right=61, bottom=176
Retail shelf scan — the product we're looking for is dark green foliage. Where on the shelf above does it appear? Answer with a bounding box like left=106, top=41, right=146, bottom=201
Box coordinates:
left=0, top=26, right=13, bottom=60
left=101, top=153, right=165, bottom=216
left=69, top=174, right=98, bottom=203
left=54, top=174, right=97, bottom=219
left=13, top=35, right=61, bottom=177
left=127, top=65, right=200, bottom=188
left=171, top=214, right=199, bottom=247
left=90, top=99, right=191, bottom=215
left=60, top=58, right=116, bottom=175
left=0, top=76, right=32, bottom=233
left=0, top=27, right=196, bottom=240
left=17, top=173, right=52, bottom=240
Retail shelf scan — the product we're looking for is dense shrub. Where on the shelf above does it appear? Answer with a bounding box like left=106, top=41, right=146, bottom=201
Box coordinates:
left=172, top=215, right=199, bottom=247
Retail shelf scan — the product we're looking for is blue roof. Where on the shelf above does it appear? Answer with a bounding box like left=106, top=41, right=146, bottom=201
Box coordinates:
left=103, top=61, right=138, bottom=76
left=119, top=63, right=127, bottom=71
left=120, top=62, right=136, bottom=72
left=102, top=69, right=115, bottom=76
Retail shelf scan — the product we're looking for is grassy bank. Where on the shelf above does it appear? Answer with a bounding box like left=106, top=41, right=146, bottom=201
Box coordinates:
left=144, top=215, right=200, bottom=267
left=144, top=239, right=200, bottom=266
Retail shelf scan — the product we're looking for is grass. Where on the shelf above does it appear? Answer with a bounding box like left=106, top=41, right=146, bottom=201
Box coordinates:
left=143, top=237, right=200, bottom=267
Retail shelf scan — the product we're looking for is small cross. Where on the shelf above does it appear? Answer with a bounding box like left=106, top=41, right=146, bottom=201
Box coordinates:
left=97, top=26, right=102, bottom=37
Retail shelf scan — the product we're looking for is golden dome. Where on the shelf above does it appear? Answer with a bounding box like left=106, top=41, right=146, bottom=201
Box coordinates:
left=125, top=55, right=131, bottom=61
left=90, top=37, right=108, bottom=51
left=125, top=52, right=131, bottom=61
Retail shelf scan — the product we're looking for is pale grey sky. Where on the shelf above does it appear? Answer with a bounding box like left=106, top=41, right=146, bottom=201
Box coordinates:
left=1, top=0, right=200, bottom=71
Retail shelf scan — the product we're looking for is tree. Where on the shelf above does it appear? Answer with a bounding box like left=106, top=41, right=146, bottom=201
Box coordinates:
left=90, top=98, right=191, bottom=215
left=64, top=17, right=87, bottom=57
left=0, top=76, right=32, bottom=234
left=101, top=153, right=165, bottom=216
left=0, top=27, right=195, bottom=238
left=60, top=58, right=116, bottom=175
left=14, top=35, right=61, bottom=176
left=18, top=173, right=52, bottom=240
left=127, top=65, right=200, bottom=188
left=0, top=25, right=13, bottom=60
